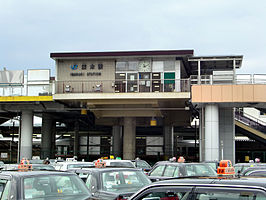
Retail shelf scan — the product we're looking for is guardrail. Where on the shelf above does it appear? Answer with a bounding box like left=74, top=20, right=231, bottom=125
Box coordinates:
left=55, top=79, right=191, bottom=94
left=2, top=74, right=266, bottom=96
left=191, top=74, right=266, bottom=85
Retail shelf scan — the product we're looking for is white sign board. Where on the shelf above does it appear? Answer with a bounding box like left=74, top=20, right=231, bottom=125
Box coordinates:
left=1, top=152, right=8, bottom=158
left=27, top=69, right=50, bottom=83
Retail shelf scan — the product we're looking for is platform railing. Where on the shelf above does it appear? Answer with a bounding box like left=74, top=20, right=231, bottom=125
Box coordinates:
left=191, top=74, right=266, bottom=85
left=0, top=81, right=54, bottom=97
left=55, top=78, right=191, bottom=94
left=2, top=74, right=266, bottom=96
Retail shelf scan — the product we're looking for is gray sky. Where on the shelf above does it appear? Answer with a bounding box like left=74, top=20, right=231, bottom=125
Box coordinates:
left=1, top=0, right=266, bottom=75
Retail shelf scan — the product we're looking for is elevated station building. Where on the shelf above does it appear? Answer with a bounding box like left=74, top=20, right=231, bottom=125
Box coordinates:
left=0, top=49, right=265, bottom=163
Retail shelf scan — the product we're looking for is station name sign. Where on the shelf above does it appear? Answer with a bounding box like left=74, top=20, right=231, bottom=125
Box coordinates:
left=70, top=63, right=103, bottom=77
left=70, top=72, right=102, bottom=76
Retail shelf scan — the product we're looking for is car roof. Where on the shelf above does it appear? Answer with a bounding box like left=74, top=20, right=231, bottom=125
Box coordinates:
left=0, top=170, right=75, bottom=177
left=153, top=177, right=266, bottom=188
left=75, top=167, right=142, bottom=173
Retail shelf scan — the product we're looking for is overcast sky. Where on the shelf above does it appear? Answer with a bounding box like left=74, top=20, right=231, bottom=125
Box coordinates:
left=1, top=0, right=266, bottom=75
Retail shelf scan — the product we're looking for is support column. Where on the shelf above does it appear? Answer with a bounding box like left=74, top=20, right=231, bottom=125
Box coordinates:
left=50, top=120, right=56, bottom=159
left=219, top=108, right=235, bottom=163
left=112, top=125, right=122, bottom=157
left=164, top=125, right=174, bottom=159
left=41, top=113, right=53, bottom=159
left=123, top=117, right=136, bottom=160
left=74, top=120, right=79, bottom=157
left=19, top=110, right=33, bottom=161
left=205, top=104, right=219, bottom=161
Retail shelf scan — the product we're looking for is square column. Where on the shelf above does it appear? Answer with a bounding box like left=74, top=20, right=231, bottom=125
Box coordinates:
left=123, top=117, right=136, bottom=160
left=41, top=113, right=55, bottom=159
left=164, top=125, right=174, bottom=159
left=205, top=104, right=219, bottom=161
left=112, top=125, right=122, bottom=157
left=19, top=110, right=33, bottom=161
left=219, top=108, right=235, bottom=163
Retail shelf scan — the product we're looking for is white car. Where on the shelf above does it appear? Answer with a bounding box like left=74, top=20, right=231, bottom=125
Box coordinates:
left=94, top=159, right=136, bottom=168
left=54, top=161, right=94, bottom=171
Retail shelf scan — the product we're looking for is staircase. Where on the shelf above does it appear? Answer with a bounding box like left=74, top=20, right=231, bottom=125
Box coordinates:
left=235, top=108, right=266, bottom=144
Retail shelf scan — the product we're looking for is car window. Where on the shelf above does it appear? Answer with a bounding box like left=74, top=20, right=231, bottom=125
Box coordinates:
left=133, top=186, right=192, bottom=200
left=109, top=161, right=135, bottom=168
left=0, top=180, right=10, bottom=200
left=101, top=171, right=151, bottom=192
left=136, top=161, right=151, bottom=169
left=150, top=165, right=165, bottom=176
left=163, top=165, right=176, bottom=177
left=85, top=174, right=92, bottom=191
left=185, top=164, right=216, bottom=176
left=23, top=174, right=90, bottom=199
left=195, top=187, right=266, bottom=200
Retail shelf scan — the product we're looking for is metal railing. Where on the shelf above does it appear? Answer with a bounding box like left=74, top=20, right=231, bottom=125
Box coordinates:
left=191, top=74, right=266, bottom=85
left=0, top=81, right=55, bottom=96
left=2, top=74, right=266, bottom=96
left=235, top=108, right=266, bottom=133
left=55, top=79, right=191, bottom=94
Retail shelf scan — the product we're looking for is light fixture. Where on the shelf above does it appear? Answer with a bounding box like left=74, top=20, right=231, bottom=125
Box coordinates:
left=150, top=117, right=157, bottom=126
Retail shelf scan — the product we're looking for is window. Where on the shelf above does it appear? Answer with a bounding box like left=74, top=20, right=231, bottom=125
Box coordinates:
left=150, top=165, right=165, bottom=176
left=0, top=179, right=10, bottom=200
left=163, top=165, right=176, bottom=177
left=164, top=60, right=175, bottom=71
left=195, top=187, right=266, bottom=200
left=135, top=186, right=192, bottom=200
left=23, top=175, right=90, bottom=199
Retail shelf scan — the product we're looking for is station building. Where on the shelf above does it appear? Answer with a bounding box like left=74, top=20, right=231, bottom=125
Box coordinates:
left=0, top=49, right=265, bottom=163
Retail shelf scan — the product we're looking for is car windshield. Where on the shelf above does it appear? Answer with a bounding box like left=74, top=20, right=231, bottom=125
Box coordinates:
left=32, top=165, right=55, bottom=170
left=101, top=170, right=151, bottom=193
left=185, top=164, right=217, bottom=176
left=108, top=161, right=135, bottom=168
left=135, top=161, right=151, bottom=169
left=67, top=163, right=93, bottom=169
left=24, top=174, right=90, bottom=199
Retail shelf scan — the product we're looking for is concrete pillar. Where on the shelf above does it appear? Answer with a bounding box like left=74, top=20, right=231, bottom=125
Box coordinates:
left=164, top=125, right=174, bottom=158
left=50, top=120, right=56, bottom=159
left=199, top=107, right=205, bottom=162
left=205, top=104, right=219, bottom=161
left=41, top=113, right=53, bottom=159
left=123, top=117, right=136, bottom=160
left=19, top=110, right=33, bottom=161
left=112, top=125, right=122, bottom=157
left=74, top=120, right=79, bottom=157
left=219, top=108, right=235, bottom=163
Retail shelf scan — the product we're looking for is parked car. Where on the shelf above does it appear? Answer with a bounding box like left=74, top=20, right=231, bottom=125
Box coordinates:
left=129, top=177, right=266, bottom=200
left=0, top=161, right=4, bottom=169
left=2, top=163, right=55, bottom=171
left=244, top=169, right=266, bottom=177
left=241, top=166, right=266, bottom=176
left=201, top=160, right=219, bottom=171
left=94, top=159, right=136, bottom=168
left=54, top=161, right=94, bottom=171
left=72, top=167, right=151, bottom=200
left=234, top=162, right=260, bottom=175
left=0, top=170, right=92, bottom=199
left=148, top=161, right=217, bottom=182
left=131, top=159, right=152, bottom=173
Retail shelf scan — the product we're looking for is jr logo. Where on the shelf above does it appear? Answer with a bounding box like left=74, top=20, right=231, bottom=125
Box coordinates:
left=71, top=65, right=78, bottom=70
